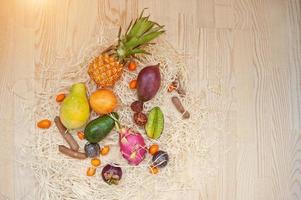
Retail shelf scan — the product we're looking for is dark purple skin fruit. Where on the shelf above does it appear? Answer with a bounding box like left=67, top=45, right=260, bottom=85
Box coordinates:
left=101, top=164, right=122, bottom=185
left=84, top=143, right=100, bottom=158
left=137, top=64, right=161, bottom=102
left=152, top=150, right=169, bottom=168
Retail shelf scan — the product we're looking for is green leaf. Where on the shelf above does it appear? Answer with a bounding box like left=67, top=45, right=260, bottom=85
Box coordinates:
left=122, top=31, right=164, bottom=53
left=117, top=8, right=165, bottom=59
left=138, top=31, right=165, bottom=45
left=127, top=18, right=145, bottom=38
left=139, top=8, right=147, bottom=18
left=129, top=48, right=150, bottom=55
left=143, top=25, right=165, bottom=36
left=124, top=37, right=140, bottom=49
left=125, top=20, right=133, bottom=35
left=135, top=20, right=155, bottom=38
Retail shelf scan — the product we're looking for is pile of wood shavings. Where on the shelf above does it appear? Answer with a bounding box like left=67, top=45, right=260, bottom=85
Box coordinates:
left=21, top=29, right=219, bottom=200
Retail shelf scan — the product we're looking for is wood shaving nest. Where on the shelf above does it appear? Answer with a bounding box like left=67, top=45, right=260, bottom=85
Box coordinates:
left=18, top=28, right=223, bottom=200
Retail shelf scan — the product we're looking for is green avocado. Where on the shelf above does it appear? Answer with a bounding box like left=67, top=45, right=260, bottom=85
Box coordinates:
left=84, top=113, right=118, bottom=143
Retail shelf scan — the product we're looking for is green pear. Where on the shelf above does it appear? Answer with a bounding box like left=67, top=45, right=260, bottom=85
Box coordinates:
left=60, top=83, right=90, bottom=129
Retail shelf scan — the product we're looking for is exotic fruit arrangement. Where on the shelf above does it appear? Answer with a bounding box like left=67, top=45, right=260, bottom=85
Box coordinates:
left=36, top=10, right=190, bottom=186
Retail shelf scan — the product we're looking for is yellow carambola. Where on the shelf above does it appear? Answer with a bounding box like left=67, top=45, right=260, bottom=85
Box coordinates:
left=60, top=83, right=90, bottom=129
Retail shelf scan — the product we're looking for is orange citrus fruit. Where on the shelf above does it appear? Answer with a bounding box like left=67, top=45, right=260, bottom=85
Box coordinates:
left=89, top=89, right=118, bottom=114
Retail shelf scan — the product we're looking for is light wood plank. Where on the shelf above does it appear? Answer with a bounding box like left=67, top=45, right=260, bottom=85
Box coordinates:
left=0, top=0, right=16, bottom=198
left=0, top=0, right=300, bottom=199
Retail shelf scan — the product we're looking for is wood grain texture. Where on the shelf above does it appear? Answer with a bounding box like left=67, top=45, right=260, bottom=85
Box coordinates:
left=0, top=1, right=15, bottom=198
left=0, top=0, right=300, bottom=199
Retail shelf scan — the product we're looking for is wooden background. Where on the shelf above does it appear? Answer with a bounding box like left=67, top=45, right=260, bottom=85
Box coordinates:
left=0, top=0, right=300, bottom=199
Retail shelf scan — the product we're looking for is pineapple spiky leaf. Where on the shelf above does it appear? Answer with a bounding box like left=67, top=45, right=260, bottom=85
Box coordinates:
left=125, top=20, right=133, bottom=35
left=144, top=25, right=165, bottom=35
left=117, top=9, right=165, bottom=60
left=129, top=48, right=150, bottom=55
left=117, top=26, right=122, bottom=45
left=139, top=30, right=165, bottom=44
left=134, top=17, right=154, bottom=37
left=139, top=8, right=147, bottom=18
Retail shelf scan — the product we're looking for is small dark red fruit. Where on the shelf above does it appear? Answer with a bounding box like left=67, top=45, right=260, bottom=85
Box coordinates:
left=133, top=112, right=147, bottom=126
left=130, top=100, right=144, bottom=112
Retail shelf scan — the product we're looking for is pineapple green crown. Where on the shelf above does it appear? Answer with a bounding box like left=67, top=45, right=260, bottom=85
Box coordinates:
left=116, top=9, right=165, bottom=61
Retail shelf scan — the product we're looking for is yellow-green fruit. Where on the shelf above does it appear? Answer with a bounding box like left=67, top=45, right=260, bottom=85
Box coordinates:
left=60, top=83, right=90, bottom=129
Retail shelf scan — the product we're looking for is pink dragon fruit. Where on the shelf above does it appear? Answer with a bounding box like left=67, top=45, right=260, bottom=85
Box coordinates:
left=119, top=128, right=147, bottom=165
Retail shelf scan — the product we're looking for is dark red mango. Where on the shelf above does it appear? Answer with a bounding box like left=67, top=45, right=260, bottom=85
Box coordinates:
left=137, top=64, right=161, bottom=102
